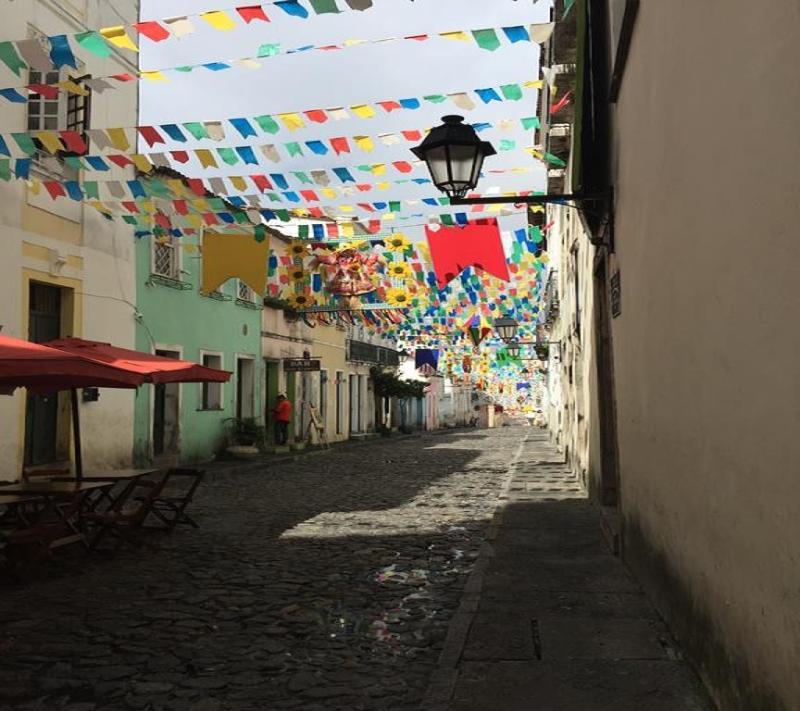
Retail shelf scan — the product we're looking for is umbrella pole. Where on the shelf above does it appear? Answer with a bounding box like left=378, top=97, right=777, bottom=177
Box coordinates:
left=70, top=388, right=83, bottom=484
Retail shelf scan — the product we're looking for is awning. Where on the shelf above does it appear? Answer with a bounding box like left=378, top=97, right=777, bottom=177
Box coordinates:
left=46, top=338, right=231, bottom=384
left=0, top=334, right=143, bottom=391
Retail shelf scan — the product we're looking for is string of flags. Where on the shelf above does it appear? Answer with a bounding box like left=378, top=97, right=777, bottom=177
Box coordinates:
left=0, top=24, right=554, bottom=104
left=0, top=0, right=550, bottom=76
left=0, top=82, right=541, bottom=151
left=0, top=116, right=542, bottom=164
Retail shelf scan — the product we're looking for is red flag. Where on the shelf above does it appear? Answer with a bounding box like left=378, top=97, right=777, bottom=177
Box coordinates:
left=170, top=150, right=190, bottom=163
left=137, top=126, right=164, bottom=148
left=401, top=130, right=422, bottom=142
left=392, top=161, right=413, bottom=173
left=173, top=200, right=188, bottom=215
left=187, top=179, right=206, bottom=196
left=27, top=84, right=59, bottom=99
left=107, top=155, right=133, bottom=169
left=237, top=5, right=270, bottom=23
left=251, top=174, right=272, bottom=192
left=330, top=137, right=350, bottom=155
left=43, top=181, right=66, bottom=199
left=377, top=100, right=402, bottom=112
left=300, top=190, right=319, bottom=201
left=134, top=21, right=170, bottom=41
left=59, top=130, right=87, bottom=154
left=425, top=220, right=509, bottom=288
left=304, top=109, right=328, bottom=123
left=551, top=91, right=572, bottom=114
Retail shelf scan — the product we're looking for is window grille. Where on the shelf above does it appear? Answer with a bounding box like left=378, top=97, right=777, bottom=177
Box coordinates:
left=153, top=238, right=179, bottom=279
left=237, top=280, right=256, bottom=302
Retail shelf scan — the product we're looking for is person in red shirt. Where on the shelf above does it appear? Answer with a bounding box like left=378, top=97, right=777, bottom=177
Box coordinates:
left=272, top=394, right=292, bottom=446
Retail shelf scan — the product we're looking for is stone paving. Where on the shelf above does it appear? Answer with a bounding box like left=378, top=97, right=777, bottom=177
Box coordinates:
left=0, top=428, right=523, bottom=711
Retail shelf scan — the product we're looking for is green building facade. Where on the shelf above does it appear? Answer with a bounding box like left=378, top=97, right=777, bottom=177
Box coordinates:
left=133, top=231, right=263, bottom=466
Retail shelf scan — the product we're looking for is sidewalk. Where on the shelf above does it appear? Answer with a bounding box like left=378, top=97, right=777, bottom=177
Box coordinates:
left=424, top=430, right=715, bottom=711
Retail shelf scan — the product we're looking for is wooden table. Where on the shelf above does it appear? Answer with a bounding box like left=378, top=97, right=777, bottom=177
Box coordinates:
left=47, top=468, right=162, bottom=483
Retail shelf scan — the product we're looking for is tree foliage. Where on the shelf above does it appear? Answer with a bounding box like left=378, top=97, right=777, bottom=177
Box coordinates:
left=370, top=366, right=426, bottom=399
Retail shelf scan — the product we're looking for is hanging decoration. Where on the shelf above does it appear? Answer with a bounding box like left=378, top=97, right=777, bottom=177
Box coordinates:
left=426, top=220, right=510, bottom=288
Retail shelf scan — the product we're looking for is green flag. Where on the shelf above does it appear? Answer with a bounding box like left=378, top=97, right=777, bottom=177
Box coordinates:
left=308, top=0, right=340, bottom=13
left=0, top=160, right=10, bottom=182
left=12, top=133, right=38, bottom=156
left=255, top=115, right=280, bottom=134
left=293, top=171, right=312, bottom=184
left=389, top=201, right=401, bottom=212
left=285, top=142, right=303, bottom=157
left=499, top=139, right=516, bottom=151
left=217, top=147, right=239, bottom=166
left=472, top=29, right=501, bottom=51
left=423, top=94, right=447, bottom=104
left=84, top=181, right=99, bottom=200
left=0, top=42, right=27, bottom=75
left=75, top=31, right=113, bottom=58
left=258, top=43, right=281, bottom=58
left=501, top=84, right=523, bottom=101
left=544, top=152, right=567, bottom=167
left=521, top=116, right=541, bottom=131
left=254, top=225, right=267, bottom=242
left=183, top=122, right=209, bottom=140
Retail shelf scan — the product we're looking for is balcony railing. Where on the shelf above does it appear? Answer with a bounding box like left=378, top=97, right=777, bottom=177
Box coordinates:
left=347, top=340, right=400, bottom=366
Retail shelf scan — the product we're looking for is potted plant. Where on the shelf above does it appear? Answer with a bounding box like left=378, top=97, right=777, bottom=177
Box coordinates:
left=224, top=417, right=266, bottom=459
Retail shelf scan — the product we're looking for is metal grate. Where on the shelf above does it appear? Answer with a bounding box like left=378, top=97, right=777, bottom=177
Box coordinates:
left=153, top=240, right=177, bottom=278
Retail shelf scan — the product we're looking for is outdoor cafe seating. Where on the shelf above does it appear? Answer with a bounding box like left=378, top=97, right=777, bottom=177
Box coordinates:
left=0, top=334, right=227, bottom=575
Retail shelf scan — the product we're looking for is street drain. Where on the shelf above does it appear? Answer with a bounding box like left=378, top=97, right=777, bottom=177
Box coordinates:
left=530, top=619, right=543, bottom=660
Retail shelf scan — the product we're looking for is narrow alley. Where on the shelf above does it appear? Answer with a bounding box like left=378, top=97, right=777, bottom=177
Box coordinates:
left=0, top=428, right=711, bottom=710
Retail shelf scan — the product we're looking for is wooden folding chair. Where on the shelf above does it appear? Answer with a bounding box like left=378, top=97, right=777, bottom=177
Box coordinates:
left=85, top=477, right=167, bottom=552
left=2, top=491, right=86, bottom=574
left=143, top=468, right=205, bottom=533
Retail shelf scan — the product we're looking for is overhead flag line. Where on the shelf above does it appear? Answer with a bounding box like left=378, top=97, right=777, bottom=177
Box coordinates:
left=0, top=24, right=554, bottom=104
left=0, top=81, right=542, bottom=147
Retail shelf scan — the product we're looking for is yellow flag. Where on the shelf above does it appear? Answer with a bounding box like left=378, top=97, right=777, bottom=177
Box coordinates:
left=371, top=164, right=386, bottom=176
left=440, top=31, right=470, bottom=41
left=140, top=200, right=155, bottom=214
left=202, top=231, right=269, bottom=295
left=340, top=223, right=354, bottom=237
left=376, top=182, right=390, bottom=190
left=106, top=128, right=130, bottom=152
left=100, top=26, right=139, bottom=51
left=350, top=104, right=376, bottom=119
left=229, top=176, right=247, bottom=191
left=320, top=188, right=337, bottom=199
left=186, top=214, right=203, bottom=229
left=167, top=179, right=187, bottom=197
left=131, top=155, right=153, bottom=172
left=35, top=132, right=63, bottom=154
left=196, top=150, right=218, bottom=169
left=57, top=80, right=90, bottom=96
left=278, top=113, right=305, bottom=131
left=201, top=10, right=236, bottom=30
left=523, top=80, right=544, bottom=89
left=354, top=136, right=374, bottom=152
left=141, top=70, right=168, bottom=82
left=339, top=205, right=354, bottom=213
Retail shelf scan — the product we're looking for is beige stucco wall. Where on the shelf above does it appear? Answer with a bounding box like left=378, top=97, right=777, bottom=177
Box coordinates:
left=0, top=1, right=140, bottom=480
left=610, top=2, right=800, bottom=708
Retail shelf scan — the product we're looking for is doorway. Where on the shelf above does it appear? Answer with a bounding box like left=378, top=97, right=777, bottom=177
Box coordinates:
left=264, top=360, right=280, bottom=444
left=25, top=283, right=62, bottom=466
left=236, top=357, right=255, bottom=421
left=153, top=349, right=180, bottom=459
left=349, top=374, right=362, bottom=434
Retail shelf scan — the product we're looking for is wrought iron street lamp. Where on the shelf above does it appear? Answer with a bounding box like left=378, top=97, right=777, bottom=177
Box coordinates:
left=495, top=316, right=519, bottom=343
left=412, top=116, right=609, bottom=209
left=410, top=115, right=496, bottom=199
left=506, top=342, right=522, bottom=359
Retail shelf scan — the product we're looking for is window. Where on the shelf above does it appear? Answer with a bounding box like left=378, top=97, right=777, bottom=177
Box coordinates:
left=152, top=236, right=180, bottom=279
left=26, top=28, right=90, bottom=179
left=237, top=280, right=256, bottom=302
left=200, top=354, right=223, bottom=410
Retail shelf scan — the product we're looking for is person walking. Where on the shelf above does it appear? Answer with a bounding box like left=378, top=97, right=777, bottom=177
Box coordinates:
left=272, top=393, right=292, bottom=446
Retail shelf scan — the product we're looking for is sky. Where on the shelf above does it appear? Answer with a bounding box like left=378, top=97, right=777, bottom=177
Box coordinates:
left=139, top=0, right=553, bottom=241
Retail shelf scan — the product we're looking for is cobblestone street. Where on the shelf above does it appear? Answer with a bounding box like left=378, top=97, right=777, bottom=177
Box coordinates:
left=0, top=429, right=523, bottom=711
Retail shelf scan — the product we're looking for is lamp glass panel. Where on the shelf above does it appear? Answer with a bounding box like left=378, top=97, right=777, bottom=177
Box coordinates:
left=448, top=144, right=480, bottom=185
left=424, top=146, right=450, bottom=187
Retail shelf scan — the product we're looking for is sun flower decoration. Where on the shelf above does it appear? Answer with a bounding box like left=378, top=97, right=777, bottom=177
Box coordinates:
left=385, top=233, right=410, bottom=252
left=386, top=287, right=412, bottom=308
left=286, top=292, right=315, bottom=310
left=288, top=267, right=308, bottom=282
left=387, top=262, right=412, bottom=280
left=286, top=240, right=309, bottom=257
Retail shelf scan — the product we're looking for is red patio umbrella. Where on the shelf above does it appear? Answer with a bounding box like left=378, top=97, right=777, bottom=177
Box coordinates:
left=46, top=338, right=231, bottom=384
left=0, top=335, right=145, bottom=483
